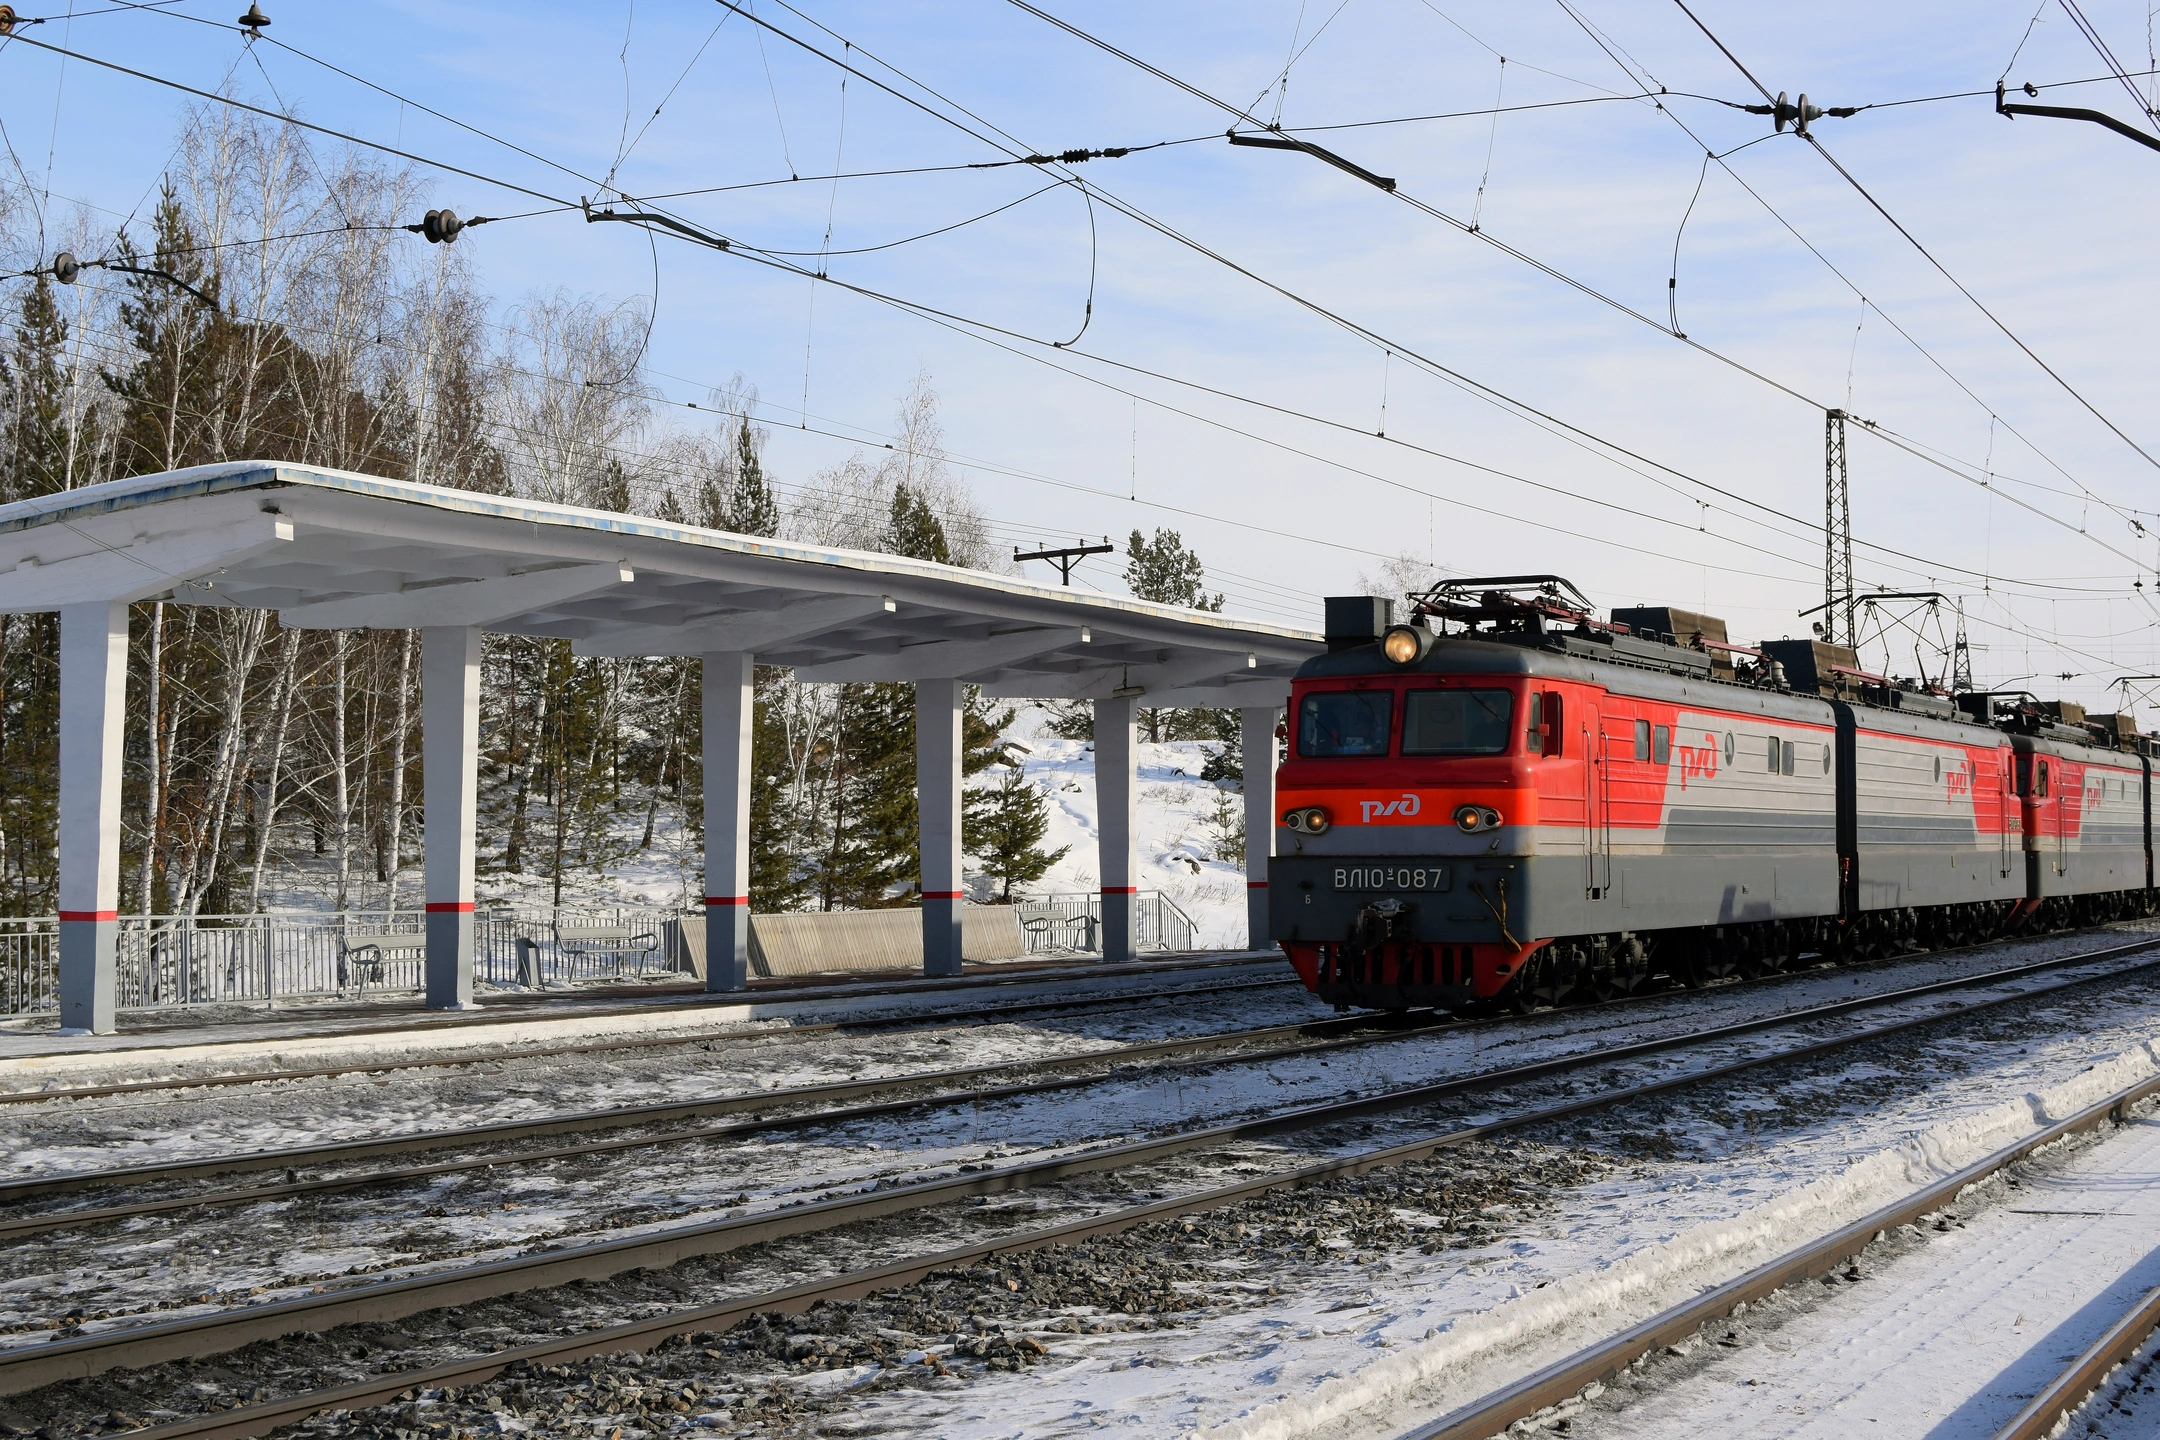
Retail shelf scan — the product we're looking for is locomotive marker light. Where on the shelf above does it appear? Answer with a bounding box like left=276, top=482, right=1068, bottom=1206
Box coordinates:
left=1283, top=805, right=1332, bottom=834
left=1382, top=624, right=1432, bottom=666
left=1454, top=804, right=1502, bottom=834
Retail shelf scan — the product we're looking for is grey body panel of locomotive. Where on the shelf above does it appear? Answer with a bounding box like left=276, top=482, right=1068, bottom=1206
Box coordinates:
left=1271, top=635, right=1841, bottom=942
left=1846, top=704, right=2024, bottom=911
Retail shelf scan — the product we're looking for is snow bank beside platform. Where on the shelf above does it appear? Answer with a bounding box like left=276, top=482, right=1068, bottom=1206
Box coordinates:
left=0, top=958, right=1288, bottom=1090
left=1202, top=1035, right=2160, bottom=1440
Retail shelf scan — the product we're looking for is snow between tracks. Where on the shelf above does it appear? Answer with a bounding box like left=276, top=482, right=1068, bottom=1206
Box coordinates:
left=1198, top=1036, right=2160, bottom=1440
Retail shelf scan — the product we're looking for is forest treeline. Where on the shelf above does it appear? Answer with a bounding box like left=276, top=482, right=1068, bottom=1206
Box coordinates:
left=0, top=106, right=1238, bottom=918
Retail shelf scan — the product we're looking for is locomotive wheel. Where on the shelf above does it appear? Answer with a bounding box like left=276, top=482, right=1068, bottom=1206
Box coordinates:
left=1503, top=954, right=1542, bottom=1015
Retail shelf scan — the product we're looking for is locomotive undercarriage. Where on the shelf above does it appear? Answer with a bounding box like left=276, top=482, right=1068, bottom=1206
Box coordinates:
left=1305, top=887, right=2159, bottom=1014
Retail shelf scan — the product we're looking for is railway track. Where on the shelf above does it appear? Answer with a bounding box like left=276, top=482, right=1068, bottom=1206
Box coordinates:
left=13, top=931, right=2160, bottom=1427
left=11, top=927, right=2151, bottom=1229
left=6, top=921, right=2117, bottom=1112
left=0, top=1006, right=1452, bottom=1231
left=1988, top=1276, right=2160, bottom=1440
left=0, top=962, right=1300, bottom=1107
left=1391, top=1059, right=2160, bottom=1440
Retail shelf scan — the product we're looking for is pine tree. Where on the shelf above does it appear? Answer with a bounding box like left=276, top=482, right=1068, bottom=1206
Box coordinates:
left=1123, top=527, right=1227, bottom=741
left=1124, top=527, right=1224, bottom=611
left=0, top=278, right=70, bottom=912
left=727, top=417, right=782, bottom=537
left=889, top=482, right=952, bottom=564
left=968, top=761, right=1069, bottom=901
left=104, top=181, right=221, bottom=476
left=808, top=681, right=918, bottom=909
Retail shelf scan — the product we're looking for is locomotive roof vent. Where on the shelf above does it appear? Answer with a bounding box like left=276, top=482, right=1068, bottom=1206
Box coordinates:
left=1324, top=595, right=1396, bottom=652
left=1610, top=606, right=1733, bottom=677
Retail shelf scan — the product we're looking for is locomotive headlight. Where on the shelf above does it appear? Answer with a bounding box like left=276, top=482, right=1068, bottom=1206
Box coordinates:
left=1282, top=806, right=1331, bottom=833
left=1454, top=804, right=1502, bottom=833
left=1382, top=625, right=1429, bottom=666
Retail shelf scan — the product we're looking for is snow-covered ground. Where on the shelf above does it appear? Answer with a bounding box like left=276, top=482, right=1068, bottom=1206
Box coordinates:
left=1007, top=705, right=1251, bottom=949
left=1583, top=1099, right=2160, bottom=1438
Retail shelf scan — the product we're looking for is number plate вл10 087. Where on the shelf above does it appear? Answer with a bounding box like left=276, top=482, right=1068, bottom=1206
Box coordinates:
left=1334, top=865, right=1451, bottom=893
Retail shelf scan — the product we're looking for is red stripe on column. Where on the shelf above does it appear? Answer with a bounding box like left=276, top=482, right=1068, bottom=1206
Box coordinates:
left=703, top=896, right=748, bottom=907
left=424, top=902, right=476, bottom=913
left=1247, top=881, right=1269, bottom=889
left=58, top=910, right=117, bottom=923
left=1100, top=886, right=1138, bottom=894
left=921, top=891, right=964, bottom=900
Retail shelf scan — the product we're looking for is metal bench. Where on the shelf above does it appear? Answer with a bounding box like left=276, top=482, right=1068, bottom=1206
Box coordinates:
left=1014, top=901, right=1095, bottom=955
left=551, top=921, right=661, bottom=979
left=337, top=930, right=423, bottom=998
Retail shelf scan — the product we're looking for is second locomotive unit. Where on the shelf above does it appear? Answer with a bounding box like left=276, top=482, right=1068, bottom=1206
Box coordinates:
left=1271, top=576, right=2154, bottom=1011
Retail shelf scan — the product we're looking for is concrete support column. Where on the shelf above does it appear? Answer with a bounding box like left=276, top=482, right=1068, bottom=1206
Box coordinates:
left=1095, top=694, right=1137, bottom=962
left=58, top=601, right=127, bottom=1035
left=1241, top=706, right=1280, bottom=950
left=916, top=678, right=965, bottom=977
left=422, top=626, right=482, bottom=1010
left=702, top=652, right=754, bottom=992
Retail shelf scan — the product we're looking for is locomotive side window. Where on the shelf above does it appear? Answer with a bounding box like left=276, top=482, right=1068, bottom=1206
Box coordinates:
left=1298, top=691, right=1393, bottom=757
left=1723, top=731, right=1735, bottom=765
left=1634, top=720, right=1651, bottom=761
left=1652, top=725, right=1671, bottom=765
left=1402, top=689, right=1513, bottom=756
left=2036, top=761, right=2050, bottom=798
left=1782, top=740, right=1796, bottom=776
left=1525, top=691, right=1544, bottom=755
left=1765, top=735, right=1780, bottom=774
left=1542, top=692, right=1564, bottom=756
left=1823, top=744, right=1833, bottom=774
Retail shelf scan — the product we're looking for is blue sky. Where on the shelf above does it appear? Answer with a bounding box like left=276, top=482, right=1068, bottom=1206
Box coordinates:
left=5, top=0, right=2159, bottom=710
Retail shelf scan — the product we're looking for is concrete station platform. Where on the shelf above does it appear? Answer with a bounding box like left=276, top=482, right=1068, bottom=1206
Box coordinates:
left=0, top=950, right=1291, bottom=1096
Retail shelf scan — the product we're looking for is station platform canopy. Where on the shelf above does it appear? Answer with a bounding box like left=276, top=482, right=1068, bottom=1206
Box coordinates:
left=4, top=461, right=1321, bottom=1034
left=0, top=461, right=1319, bottom=704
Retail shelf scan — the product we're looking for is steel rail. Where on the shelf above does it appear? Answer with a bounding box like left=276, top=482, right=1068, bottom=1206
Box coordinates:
left=0, top=1010, right=1455, bottom=1238
left=1394, top=1077, right=2160, bottom=1439
left=0, top=960, right=1294, bottom=1107
left=11, top=930, right=2149, bottom=1209
left=0, top=1008, right=1444, bottom=1207
left=9, top=934, right=2158, bottom=1403
left=1986, top=1277, right=2160, bottom=1440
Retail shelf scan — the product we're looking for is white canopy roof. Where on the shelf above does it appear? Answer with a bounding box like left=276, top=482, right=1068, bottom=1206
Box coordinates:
left=0, top=462, right=1319, bottom=706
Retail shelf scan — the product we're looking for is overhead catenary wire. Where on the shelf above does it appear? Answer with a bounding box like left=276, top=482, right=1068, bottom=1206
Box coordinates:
left=1665, top=0, right=2160, bottom=489
left=1545, top=1, right=2158, bottom=547
left=1002, top=0, right=2160, bottom=585
left=42, top=3, right=2143, bottom=601
left=21, top=12, right=2160, bottom=677
left=717, top=0, right=2104, bottom=595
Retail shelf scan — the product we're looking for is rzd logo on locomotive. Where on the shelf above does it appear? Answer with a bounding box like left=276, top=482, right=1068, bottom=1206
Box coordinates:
left=1676, top=731, right=1720, bottom=790
left=1359, top=793, right=1423, bottom=823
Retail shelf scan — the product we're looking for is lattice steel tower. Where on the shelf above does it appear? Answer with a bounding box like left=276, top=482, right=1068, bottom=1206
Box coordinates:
left=1824, top=408, right=1854, bottom=649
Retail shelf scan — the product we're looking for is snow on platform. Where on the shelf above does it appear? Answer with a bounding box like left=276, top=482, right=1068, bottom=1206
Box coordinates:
left=0, top=952, right=1288, bottom=1093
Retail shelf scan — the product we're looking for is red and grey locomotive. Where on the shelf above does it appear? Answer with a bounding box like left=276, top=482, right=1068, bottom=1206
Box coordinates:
left=1270, top=576, right=2155, bottom=1010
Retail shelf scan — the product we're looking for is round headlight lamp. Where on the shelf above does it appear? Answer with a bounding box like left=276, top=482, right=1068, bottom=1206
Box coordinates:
left=1382, top=625, right=1429, bottom=666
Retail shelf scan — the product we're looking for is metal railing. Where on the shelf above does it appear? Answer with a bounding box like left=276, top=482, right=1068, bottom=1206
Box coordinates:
left=1011, top=890, right=1198, bottom=956
left=0, top=907, right=703, bottom=1016
left=0, top=890, right=1202, bottom=1016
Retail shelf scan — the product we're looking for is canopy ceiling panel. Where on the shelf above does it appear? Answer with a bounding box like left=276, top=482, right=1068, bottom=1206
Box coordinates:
left=0, top=462, right=1319, bottom=703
